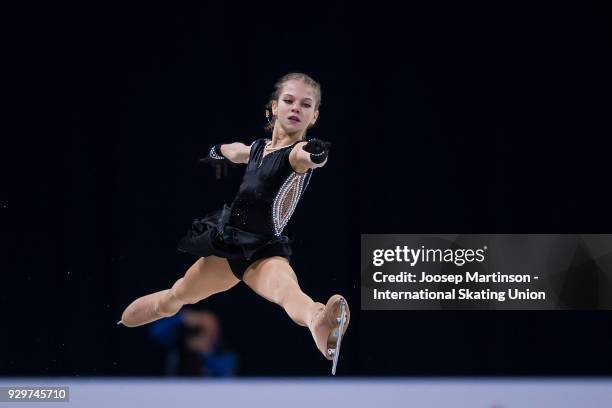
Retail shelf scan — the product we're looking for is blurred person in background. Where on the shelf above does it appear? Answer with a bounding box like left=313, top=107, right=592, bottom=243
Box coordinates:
left=149, top=308, right=237, bottom=377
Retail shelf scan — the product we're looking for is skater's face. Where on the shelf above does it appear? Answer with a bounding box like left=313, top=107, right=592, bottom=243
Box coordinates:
left=271, top=79, right=319, bottom=135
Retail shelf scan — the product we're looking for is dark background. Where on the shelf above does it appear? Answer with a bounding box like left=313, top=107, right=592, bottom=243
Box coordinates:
left=2, top=1, right=611, bottom=376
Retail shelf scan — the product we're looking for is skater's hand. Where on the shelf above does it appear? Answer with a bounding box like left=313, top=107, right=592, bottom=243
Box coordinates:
left=289, top=138, right=331, bottom=172
left=199, top=144, right=234, bottom=179
left=302, top=138, right=331, bottom=164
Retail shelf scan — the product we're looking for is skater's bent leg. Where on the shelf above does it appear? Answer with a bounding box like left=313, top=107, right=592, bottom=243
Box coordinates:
left=242, top=257, right=323, bottom=327
left=121, top=256, right=239, bottom=327
left=157, top=256, right=239, bottom=315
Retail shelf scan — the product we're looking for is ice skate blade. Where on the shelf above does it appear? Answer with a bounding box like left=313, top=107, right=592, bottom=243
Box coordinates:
left=328, top=299, right=348, bottom=375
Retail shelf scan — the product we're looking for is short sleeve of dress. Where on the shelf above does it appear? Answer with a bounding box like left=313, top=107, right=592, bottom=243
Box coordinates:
left=246, top=139, right=264, bottom=164
left=281, top=140, right=310, bottom=174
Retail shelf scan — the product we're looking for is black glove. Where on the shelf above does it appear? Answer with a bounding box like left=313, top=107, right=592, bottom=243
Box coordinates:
left=199, top=144, right=227, bottom=165
left=199, top=144, right=230, bottom=179
left=302, top=138, right=331, bottom=164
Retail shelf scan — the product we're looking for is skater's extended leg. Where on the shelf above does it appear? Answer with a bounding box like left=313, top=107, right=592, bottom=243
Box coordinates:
left=242, top=256, right=350, bottom=364
left=121, top=256, right=239, bottom=327
left=242, top=256, right=323, bottom=327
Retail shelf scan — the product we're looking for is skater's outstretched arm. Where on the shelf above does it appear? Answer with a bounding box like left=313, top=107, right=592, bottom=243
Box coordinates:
left=200, top=142, right=252, bottom=179
left=289, top=138, right=331, bottom=173
left=201, top=142, right=251, bottom=165
left=218, top=142, right=251, bottom=164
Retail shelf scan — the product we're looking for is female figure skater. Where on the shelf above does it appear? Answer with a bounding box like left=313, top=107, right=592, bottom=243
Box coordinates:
left=119, top=73, right=350, bottom=374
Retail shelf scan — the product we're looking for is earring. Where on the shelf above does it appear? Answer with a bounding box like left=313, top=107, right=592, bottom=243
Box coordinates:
left=265, top=109, right=273, bottom=126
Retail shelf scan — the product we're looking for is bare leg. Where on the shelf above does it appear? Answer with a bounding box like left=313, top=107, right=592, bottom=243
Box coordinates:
left=120, top=256, right=240, bottom=327
left=242, top=256, right=350, bottom=361
left=242, top=256, right=324, bottom=327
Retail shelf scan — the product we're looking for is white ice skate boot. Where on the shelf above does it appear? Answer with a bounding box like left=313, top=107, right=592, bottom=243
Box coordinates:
left=308, top=294, right=350, bottom=375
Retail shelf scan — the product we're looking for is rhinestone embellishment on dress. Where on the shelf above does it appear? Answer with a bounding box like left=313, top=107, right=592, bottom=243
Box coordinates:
left=271, top=170, right=312, bottom=236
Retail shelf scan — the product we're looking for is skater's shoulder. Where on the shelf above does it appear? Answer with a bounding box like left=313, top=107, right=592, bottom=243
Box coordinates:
left=248, top=138, right=268, bottom=149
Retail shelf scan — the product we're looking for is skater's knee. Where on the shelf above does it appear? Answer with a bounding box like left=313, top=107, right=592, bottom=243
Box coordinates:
left=156, top=288, right=190, bottom=317
left=268, top=274, right=301, bottom=306
left=255, top=261, right=296, bottom=302
left=169, top=280, right=200, bottom=305
left=155, top=297, right=180, bottom=318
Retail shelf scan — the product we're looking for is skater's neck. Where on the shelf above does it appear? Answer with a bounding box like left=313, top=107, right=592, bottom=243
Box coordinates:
left=270, top=128, right=304, bottom=148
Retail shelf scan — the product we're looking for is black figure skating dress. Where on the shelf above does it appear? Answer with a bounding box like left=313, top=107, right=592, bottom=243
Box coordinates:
left=177, top=138, right=313, bottom=279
